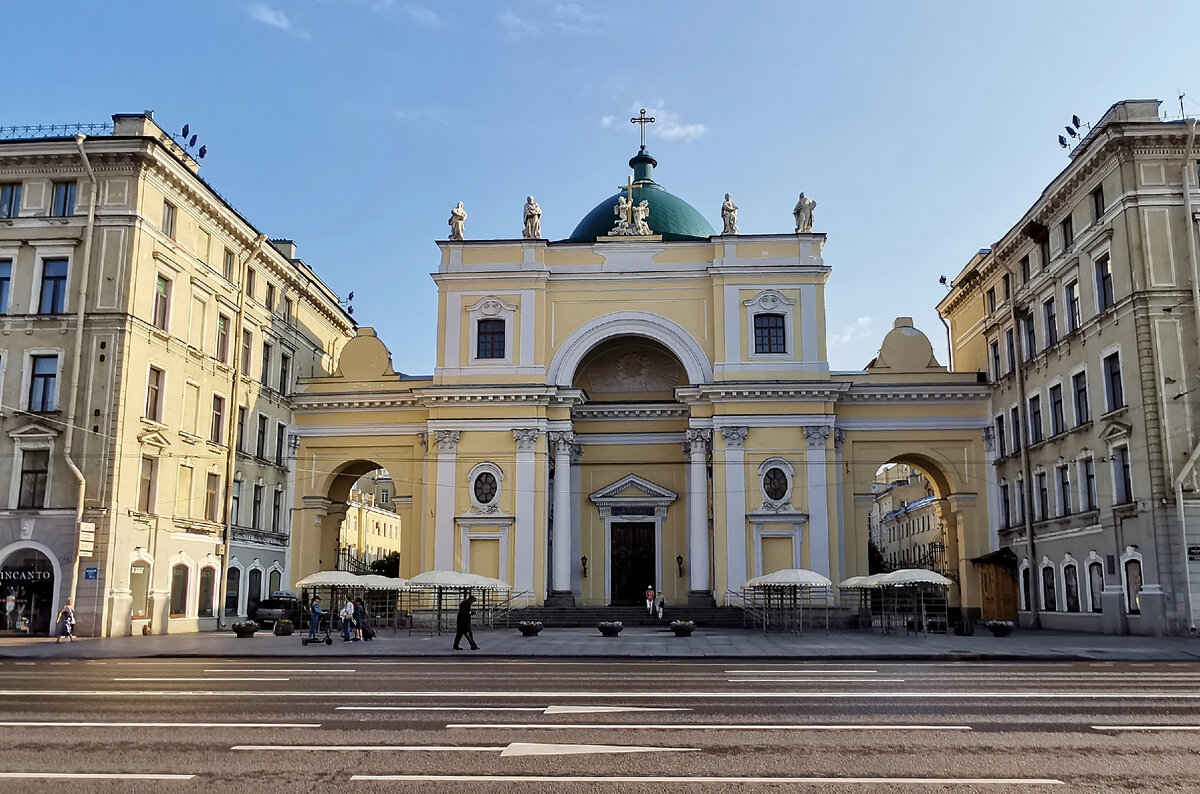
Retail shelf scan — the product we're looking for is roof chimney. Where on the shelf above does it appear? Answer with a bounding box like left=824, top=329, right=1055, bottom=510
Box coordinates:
left=269, top=239, right=297, bottom=260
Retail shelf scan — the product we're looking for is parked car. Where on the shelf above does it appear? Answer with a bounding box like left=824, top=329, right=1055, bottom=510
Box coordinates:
left=251, top=597, right=301, bottom=627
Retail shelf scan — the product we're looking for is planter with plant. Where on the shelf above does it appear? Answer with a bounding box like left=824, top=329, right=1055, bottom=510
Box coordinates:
left=232, top=620, right=259, bottom=639
left=518, top=620, right=543, bottom=637
left=598, top=620, right=623, bottom=637
left=985, top=619, right=1014, bottom=637
left=273, top=619, right=294, bottom=636
left=669, top=619, right=696, bottom=637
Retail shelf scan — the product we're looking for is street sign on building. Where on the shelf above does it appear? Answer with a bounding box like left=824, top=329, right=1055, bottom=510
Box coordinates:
left=1188, top=545, right=1200, bottom=562
left=78, top=522, right=95, bottom=558
left=84, top=567, right=99, bottom=580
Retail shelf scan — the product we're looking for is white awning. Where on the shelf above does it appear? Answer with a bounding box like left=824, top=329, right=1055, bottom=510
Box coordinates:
left=356, top=574, right=408, bottom=590
left=744, top=568, right=832, bottom=588
left=409, top=570, right=511, bottom=590
left=293, top=571, right=365, bottom=588
left=879, top=568, right=954, bottom=587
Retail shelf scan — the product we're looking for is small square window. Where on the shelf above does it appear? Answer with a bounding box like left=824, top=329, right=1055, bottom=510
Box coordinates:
left=753, top=313, right=787, bottom=354
left=162, top=201, right=177, bottom=239
left=476, top=319, right=505, bottom=359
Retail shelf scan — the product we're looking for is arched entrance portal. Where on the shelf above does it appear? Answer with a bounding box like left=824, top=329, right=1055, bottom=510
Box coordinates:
left=1, top=547, right=57, bottom=635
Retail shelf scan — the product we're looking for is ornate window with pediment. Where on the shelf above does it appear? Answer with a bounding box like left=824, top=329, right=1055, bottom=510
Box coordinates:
left=467, top=461, right=504, bottom=513
left=757, top=457, right=794, bottom=510
left=466, top=296, right=517, bottom=366
left=744, top=290, right=796, bottom=360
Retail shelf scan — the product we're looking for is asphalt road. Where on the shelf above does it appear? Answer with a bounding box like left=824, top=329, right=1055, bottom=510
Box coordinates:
left=1, top=657, right=1199, bottom=792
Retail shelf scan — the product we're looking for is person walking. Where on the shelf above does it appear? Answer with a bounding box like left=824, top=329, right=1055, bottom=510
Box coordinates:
left=353, top=598, right=366, bottom=641
left=340, top=598, right=356, bottom=642
left=307, top=596, right=324, bottom=640
left=453, top=594, right=479, bottom=650
left=655, top=590, right=665, bottom=621
left=55, top=598, right=76, bottom=643
left=645, top=585, right=655, bottom=616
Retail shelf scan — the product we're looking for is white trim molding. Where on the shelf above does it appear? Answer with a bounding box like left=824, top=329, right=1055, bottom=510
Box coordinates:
left=547, top=311, right=713, bottom=387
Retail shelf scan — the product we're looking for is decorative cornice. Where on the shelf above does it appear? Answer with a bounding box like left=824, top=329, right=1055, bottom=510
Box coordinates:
left=679, top=383, right=849, bottom=403
left=572, top=402, right=689, bottom=421
left=841, top=384, right=992, bottom=403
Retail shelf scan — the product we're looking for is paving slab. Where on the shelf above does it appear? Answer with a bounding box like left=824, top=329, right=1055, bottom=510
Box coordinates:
left=2, top=625, right=1200, bottom=661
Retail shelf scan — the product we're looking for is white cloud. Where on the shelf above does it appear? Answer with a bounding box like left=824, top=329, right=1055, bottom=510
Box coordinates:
left=604, top=104, right=709, bottom=143
left=500, top=2, right=601, bottom=37
left=828, top=316, right=875, bottom=347
left=499, top=10, right=539, bottom=37
left=247, top=2, right=309, bottom=38
left=398, top=3, right=442, bottom=26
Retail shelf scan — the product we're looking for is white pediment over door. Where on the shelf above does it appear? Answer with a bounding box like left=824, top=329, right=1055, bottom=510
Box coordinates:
left=589, top=474, right=678, bottom=517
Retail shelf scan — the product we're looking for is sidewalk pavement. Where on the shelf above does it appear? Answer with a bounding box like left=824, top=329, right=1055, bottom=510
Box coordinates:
left=3, top=625, right=1200, bottom=661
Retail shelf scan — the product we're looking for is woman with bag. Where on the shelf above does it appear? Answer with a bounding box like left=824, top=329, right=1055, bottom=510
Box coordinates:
left=55, top=598, right=76, bottom=644
left=340, top=598, right=356, bottom=642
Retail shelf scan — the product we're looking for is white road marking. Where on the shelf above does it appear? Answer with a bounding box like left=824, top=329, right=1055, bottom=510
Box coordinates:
left=6, top=689, right=1200, bottom=700
left=234, top=744, right=505, bottom=752
left=543, top=706, right=691, bottom=714
left=0, top=721, right=319, bottom=728
left=502, top=742, right=696, bottom=757
left=1092, top=725, right=1200, bottom=731
left=232, top=742, right=696, bottom=757
left=0, top=772, right=195, bottom=781
left=448, top=723, right=973, bottom=731
left=337, top=707, right=545, bottom=712
left=204, top=668, right=355, bottom=674
left=726, top=669, right=879, bottom=674
left=350, top=774, right=1063, bottom=785
left=113, top=677, right=290, bottom=682
left=728, top=678, right=905, bottom=683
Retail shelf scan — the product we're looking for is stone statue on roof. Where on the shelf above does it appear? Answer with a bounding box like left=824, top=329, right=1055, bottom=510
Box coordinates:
left=522, top=196, right=542, bottom=239
left=631, top=199, right=651, bottom=235
left=448, top=201, right=467, bottom=241
left=793, top=192, right=816, bottom=233
left=721, top=193, right=738, bottom=235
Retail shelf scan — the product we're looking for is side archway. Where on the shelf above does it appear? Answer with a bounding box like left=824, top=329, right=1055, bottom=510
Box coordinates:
left=546, top=311, right=713, bottom=387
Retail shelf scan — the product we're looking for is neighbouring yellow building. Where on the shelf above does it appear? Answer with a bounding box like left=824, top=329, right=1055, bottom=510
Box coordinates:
left=291, top=144, right=994, bottom=615
left=338, top=470, right=402, bottom=569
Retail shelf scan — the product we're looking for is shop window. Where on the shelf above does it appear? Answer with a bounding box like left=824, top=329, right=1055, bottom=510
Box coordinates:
left=1042, top=566, right=1057, bottom=611
left=1064, top=564, right=1080, bottom=612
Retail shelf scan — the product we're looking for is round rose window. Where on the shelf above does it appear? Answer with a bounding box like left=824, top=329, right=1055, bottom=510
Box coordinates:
left=473, top=471, right=498, bottom=505
left=763, top=467, right=788, bottom=501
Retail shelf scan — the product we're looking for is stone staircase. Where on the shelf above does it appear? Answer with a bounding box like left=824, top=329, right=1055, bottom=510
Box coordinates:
left=509, top=604, right=750, bottom=628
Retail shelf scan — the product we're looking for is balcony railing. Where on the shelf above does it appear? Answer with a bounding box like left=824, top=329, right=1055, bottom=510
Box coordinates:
left=0, top=122, right=114, bottom=140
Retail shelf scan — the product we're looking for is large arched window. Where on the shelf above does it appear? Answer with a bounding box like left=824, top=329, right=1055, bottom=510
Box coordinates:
left=1020, top=565, right=1031, bottom=611
left=1088, top=560, right=1104, bottom=613
left=1124, top=558, right=1142, bottom=615
left=130, top=560, right=151, bottom=619
left=1041, top=564, right=1057, bottom=612
left=224, top=567, right=241, bottom=616
left=197, top=567, right=215, bottom=618
left=169, top=564, right=189, bottom=617
left=248, top=568, right=263, bottom=612
left=1063, top=561, right=1080, bottom=613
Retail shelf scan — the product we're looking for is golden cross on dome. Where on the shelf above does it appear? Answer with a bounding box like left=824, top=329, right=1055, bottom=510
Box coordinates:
left=630, top=108, right=655, bottom=149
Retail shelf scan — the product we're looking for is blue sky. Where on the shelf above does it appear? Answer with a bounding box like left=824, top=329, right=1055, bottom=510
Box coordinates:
left=6, top=1, right=1200, bottom=374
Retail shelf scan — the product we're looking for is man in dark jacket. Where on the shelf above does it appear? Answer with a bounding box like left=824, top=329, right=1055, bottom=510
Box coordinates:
left=453, top=594, right=479, bottom=650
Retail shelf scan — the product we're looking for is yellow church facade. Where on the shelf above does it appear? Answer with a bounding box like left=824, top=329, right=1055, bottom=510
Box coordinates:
left=290, top=148, right=993, bottom=612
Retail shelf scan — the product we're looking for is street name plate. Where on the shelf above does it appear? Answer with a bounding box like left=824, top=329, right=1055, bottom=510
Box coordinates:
left=1189, top=545, right=1200, bottom=562
left=84, top=567, right=99, bottom=580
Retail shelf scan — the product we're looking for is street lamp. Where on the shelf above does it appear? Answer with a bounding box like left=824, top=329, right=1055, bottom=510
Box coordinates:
left=676, top=555, right=684, bottom=578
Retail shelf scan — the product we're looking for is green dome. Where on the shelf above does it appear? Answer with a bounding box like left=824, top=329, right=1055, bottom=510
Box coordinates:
left=566, top=150, right=716, bottom=243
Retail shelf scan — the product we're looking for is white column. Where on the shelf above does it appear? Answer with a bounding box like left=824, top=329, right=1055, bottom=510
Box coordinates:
left=549, top=431, right=575, bottom=596
left=433, top=430, right=460, bottom=570
left=721, top=426, right=748, bottom=595
left=685, top=429, right=712, bottom=596
left=512, top=429, right=539, bottom=594
left=804, top=425, right=831, bottom=580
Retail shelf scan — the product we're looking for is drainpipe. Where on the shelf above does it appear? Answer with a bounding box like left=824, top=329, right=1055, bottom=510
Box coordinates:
left=1173, top=120, right=1198, bottom=633
left=1007, top=267, right=1040, bottom=628
left=65, top=134, right=98, bottom=620
left=216, top=233, right=267, bottom=629
left=937, top=310, right=954, bottom=371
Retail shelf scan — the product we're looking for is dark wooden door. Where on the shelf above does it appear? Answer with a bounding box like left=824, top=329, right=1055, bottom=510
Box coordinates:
left=979, top=564, right=1018, bottom=621
left=610, top=522, right=655, bottom=605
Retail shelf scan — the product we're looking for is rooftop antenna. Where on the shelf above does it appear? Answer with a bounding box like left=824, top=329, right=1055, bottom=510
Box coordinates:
left=176, top=122, right=208, bottom=160
left=1181, top=92, right=1187, bottom=119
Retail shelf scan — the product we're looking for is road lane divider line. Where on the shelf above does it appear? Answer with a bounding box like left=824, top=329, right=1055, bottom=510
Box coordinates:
left=7, top=689, right=1200, bottom=700
left=725, top=670, right=879, bottom=674
left=446, top=723, right=973, bottom=731
left=204, top=669, right=356, bottom=674
left=337, top=707, right=545, bottom=712
left=233, top=742, right=698, bottom=757
left=0, top=721, right=320, bottom=728
left=727, top=678, right=905, bottom=683
left=112, top=677, right=290, bottom=682
left=349, top=774, right=1062, bottom=785
left=0, top=773, right=196, bottom=781
left=1092, top=725, right=1200, bottom=731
